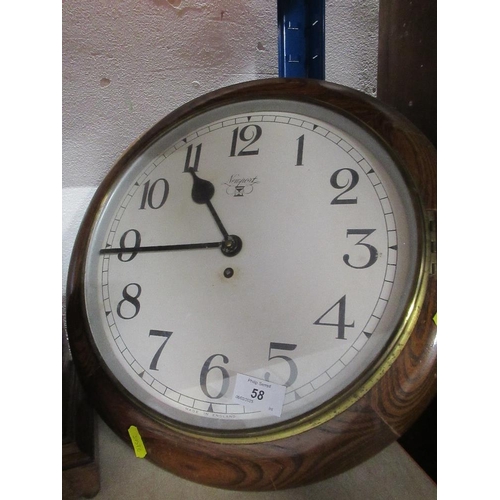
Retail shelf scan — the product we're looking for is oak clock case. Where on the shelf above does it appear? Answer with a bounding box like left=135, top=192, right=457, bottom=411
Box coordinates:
left=66, top=79, right=437, bottom=490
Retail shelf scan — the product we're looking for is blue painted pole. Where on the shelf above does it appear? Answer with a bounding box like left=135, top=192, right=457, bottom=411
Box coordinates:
left=277, top=0, right=325, bottom=79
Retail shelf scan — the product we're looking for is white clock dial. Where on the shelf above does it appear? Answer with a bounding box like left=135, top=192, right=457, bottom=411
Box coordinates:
left=84, top=100, right=419, bottom=432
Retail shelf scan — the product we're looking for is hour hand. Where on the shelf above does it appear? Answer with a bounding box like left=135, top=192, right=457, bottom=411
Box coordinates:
left=188, top=169, right=229, bottom=240
left=187, top=169, right=242, bottom=257
left=189, top=168, right=215, bottom=204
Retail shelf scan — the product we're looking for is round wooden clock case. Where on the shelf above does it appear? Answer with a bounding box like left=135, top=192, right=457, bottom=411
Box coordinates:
left=66, top=78, right=437, bottom=491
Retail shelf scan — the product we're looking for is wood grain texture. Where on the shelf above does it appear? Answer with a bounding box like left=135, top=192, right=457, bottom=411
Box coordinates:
left=66, top=78, right=437, bottom=490
left=377, top=2, right=437, bottom=476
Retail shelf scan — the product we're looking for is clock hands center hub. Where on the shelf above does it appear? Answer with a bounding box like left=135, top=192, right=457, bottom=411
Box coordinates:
left=221, top=234, right=242, bottom=257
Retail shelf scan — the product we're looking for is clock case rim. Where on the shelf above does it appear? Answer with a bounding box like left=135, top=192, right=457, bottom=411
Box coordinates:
left=65, top=78, right=436, bottom=488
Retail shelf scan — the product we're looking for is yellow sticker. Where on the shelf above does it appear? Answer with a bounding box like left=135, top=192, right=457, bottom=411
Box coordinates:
left=128, top=425, right=147, bottom=458
left=433, top=312, right=437, bottom=325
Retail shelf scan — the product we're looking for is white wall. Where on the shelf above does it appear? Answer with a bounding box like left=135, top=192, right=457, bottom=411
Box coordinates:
left=62, top=0, right=379, bottom=291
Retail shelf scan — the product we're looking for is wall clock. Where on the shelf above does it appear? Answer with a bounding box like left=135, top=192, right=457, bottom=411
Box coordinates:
left=66, top=78, right=437, bottom=491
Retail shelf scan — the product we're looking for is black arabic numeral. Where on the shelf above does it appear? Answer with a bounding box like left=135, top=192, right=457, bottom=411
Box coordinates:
left=139, top=179, right=169, bottom=209
left=343, top=229, right=378, bottom=269
left=296, top=134, right=304, bottom=166
left=148, top=330, right=173, bottom=371
left=118, top=229, right=141, bottom=262
left=183, top=143, right=202, bottom=172
left=264, top=342, right=298, bottom=388
left=229, top=125, right=262, bottom=156
left=200, top=354, right=230, bottom=399
left=314, top=295, right=355, bottom=340
left=117, top=283, right=142, bottom=320
left=330, top=168, right=359, bottom=205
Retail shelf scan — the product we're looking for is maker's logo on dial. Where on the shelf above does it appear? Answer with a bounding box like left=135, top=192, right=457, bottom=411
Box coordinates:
left=223, top=174, right=259, bottom=197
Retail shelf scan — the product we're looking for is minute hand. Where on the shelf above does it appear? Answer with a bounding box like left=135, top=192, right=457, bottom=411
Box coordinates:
left=100, top=241, right=222, bottom=255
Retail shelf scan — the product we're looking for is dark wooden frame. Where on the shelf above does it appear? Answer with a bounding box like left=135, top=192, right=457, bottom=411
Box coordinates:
left=378, top=0, right=437, bottom=481
left=66, top=78, right=436, bottom=491
left=63, top=328, right=100, bottom=499
left=378, top=0, right=437, bottom=147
